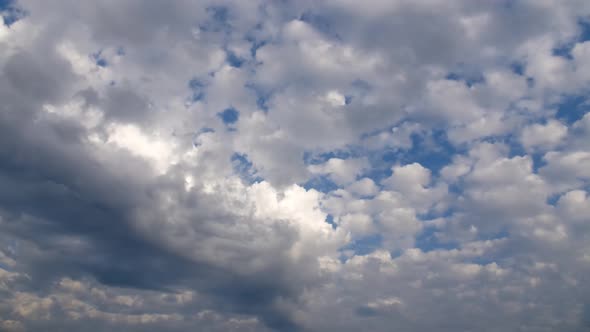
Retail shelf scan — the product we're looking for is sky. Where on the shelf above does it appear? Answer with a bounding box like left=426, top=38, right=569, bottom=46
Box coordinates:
left=0, top=1, right=589, bottom=331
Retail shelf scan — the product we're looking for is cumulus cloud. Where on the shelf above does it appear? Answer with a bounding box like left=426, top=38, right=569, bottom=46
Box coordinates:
left=0, top=0, right=589, bottom=331
left=520, top=120, right=568, bottom=150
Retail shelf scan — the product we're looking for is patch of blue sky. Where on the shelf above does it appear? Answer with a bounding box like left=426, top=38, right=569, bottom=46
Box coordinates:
left=91, top=50, right=108, bottom=67
left=553, top=42, right=575, bottom=60
left=445, top=70, right=485, bottom=88
left=302, top=127, right=458, bottom=190
left=245, top=24, right=267, bottom=58
left=344, top=95, right=353, bottom=105
left=381, top=129, right=459, bottom=176
left=581, top=19, right=590, bottom=41
left=200, top=6, right=231, bottom=33
left=552, top=42, right=576, bottom=60
left=469, top=256, right=500, bottom=266
left=0, top=0, right=12, bottom=9
left=552, top=20, right=590, bottom=59
left=0, top=240, right=16, bottom=271
left=191, top=128, right=214, bottom=147
left=303, top=149, right=355, bottom=165
left=256, top=95, right=269, bottom=111
left=507, top=62, right=534, bottom=86
left=116, top=46, right=125, bottom=56
left=508, top=61, right=535, bottom=87
left=302, top=175, right=339, bottom=193
left=468, top=231, right=509, bottom=265
left=345, top=79, right=372, bottom=103
left=360, top=166, right=392, bottom=189
left=510, top=61, right=525, bottom=75
left=1, top=0, right=26, bottom=26
left=225, top=49, right=245, bottom=68
left=529, top=152, right=546, bottom=173
left=422, top=217, right=460, bottom=248
left=218, top=107, right=239, bottom=125
left=417, top=204, right=455, bottom=221
left=340, top=233, right=383, bottom=258
left=0, top=262, right=13, bottom=272
left=231, top=153, right=262, bottom=184
left=303, top=147, right=389, bottom=192
left=526, top=76, right=535, bottom=88
left=546, top=193, right=561, bottom=206
left=359, top=149, right=395, bottom=185
left=480, top=229, right=510, bottom=242
left=414, top=227, right=459, bottom=253
left=504, top=133, right=547, bottom=172
left=331, top=83, right=369, bottom=109
left=546, top=186, right=589, bottom=206
left=445, top=61, right=486, bottom=86
left=354, top=125, right=412, bottom=181
left=299, top=10, right=342, bottom=41
left=301, top=122, right=466, bottom=201
left=324, top=214, right=337, bottom=229
left=244, top=83, right=272, bottom=111
left=446, top=181, right=464, bottom=196
left=502, top=0, right=516, bottom=9
left=250, top=39, right=267, bottom=58
left=555, top=94, right=589, bottom=124
left=351, top=78, right=372, bottom=91
left=188, top=78, right=206, bottom=102
left=189, top=78, right=205, bottom=90
left=208, top=5, right=228, bottom=22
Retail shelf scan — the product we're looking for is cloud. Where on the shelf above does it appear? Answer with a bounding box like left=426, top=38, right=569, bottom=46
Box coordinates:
left=0, top=0, right=589, bottom=331
left=520, top=120, right=568, bottom=150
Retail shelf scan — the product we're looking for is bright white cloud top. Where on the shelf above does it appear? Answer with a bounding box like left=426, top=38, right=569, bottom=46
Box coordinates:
left=0, top=1, right=589, bottom=331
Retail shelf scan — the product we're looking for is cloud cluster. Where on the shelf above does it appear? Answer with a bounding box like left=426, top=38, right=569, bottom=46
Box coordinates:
left=1, top=0, right=589, bottom=331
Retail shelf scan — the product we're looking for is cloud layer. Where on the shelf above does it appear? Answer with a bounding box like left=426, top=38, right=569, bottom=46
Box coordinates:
left=1, top=0, right=589, bottom=331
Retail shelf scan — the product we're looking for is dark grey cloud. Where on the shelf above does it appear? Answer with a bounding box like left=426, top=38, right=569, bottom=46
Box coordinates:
left=0, top=106, right=310, bottom=330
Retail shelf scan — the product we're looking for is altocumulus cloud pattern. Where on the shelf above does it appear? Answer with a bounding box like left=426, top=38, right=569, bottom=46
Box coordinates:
left=0, top=1, right=590, bottom=331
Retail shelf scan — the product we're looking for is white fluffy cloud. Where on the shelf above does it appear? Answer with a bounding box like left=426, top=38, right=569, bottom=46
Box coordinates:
left=520, top=120, right=568, bottom=150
